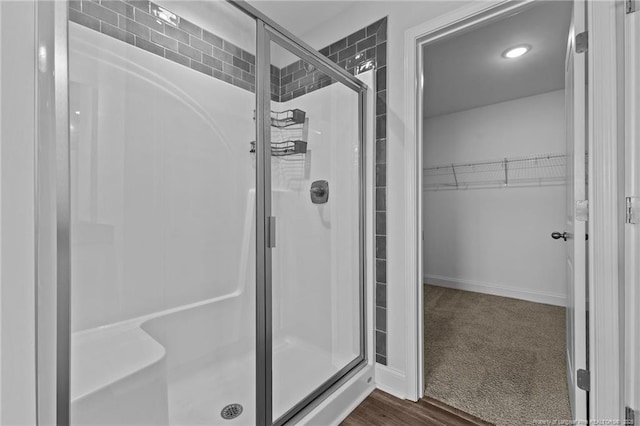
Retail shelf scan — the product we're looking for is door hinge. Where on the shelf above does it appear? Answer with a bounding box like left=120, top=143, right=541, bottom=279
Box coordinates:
left=576, top=200, right=589, bottom=222
left=267, top=216, right=276, bottom=248
left=577, top=368, right=590, bottom=392
left=627, top=197, right=639, bottom=224
left=626, top=406, right=636, bottom=426
left=576, top=31, right=588, bottom=53
left=627, top=0, right=637, bottom=14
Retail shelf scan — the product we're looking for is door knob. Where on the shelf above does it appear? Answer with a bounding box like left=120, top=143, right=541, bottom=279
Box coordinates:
left=551, top=231, right=568, bottom=241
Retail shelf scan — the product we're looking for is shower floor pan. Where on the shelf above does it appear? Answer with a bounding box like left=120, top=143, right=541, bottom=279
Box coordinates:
left=70, top=294, right=346, bottom=425
left=169, top=337, right=339, bottom=425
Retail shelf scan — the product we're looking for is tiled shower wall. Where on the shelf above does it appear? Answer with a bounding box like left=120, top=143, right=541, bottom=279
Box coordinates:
left=69, top=1, right=389, bottom=365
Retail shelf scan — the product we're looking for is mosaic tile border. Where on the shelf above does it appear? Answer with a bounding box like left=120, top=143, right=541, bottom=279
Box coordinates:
left=69, top=0, right=257, bottom=93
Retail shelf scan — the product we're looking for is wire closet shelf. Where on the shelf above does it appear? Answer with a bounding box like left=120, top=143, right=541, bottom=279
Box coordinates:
left=423, top=153, right=567, bottom=190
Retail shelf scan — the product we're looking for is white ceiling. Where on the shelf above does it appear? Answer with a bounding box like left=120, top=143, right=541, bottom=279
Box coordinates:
left=423, top=1, right=572, bottom=118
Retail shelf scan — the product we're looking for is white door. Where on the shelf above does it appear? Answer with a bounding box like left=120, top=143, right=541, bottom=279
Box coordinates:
left=563, top=0, right=588, bottom=422
left=624, top=0, right=640, bottom=420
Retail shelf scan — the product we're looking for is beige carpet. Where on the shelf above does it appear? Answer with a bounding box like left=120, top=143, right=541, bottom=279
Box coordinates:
left=424, top=284, right=572, bottom=426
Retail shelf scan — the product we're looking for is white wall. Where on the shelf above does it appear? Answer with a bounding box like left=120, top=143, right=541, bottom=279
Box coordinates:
left=422, top=90, right=567, bottom=306
left=0, top=1, right=38, bottom=423
left=69, top=24, right=256, bottom=331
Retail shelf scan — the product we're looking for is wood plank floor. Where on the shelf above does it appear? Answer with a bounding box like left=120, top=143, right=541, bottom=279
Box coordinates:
left=340, top=389, right=494, bottom=426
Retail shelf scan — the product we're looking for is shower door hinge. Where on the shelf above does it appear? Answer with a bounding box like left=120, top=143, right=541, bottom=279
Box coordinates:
left=576, top=31, right=588, bottom=53
left=577, top=369, right=590, bottom=392
left=627, top=0, right=637, bottom=14
left=267, top=216, right=276, bottom=248
left=627, top=197, right=639, bottom=224
left=576, top=200, right=589, bottom=222
left=626, top=406, right=636, bottom=426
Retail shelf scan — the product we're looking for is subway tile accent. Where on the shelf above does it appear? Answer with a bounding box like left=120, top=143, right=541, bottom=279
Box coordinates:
left=275, top=17, right=387, bottom=105
left=164, top=23, right=189, bottom=44
left=376, top=188, right=386, bottom=212
left=376, top=236, right=387, bottom=259
left=70, top=4, right=389, bottom=365
left=376, top=259, right=387, bottom=284
left=101, top=21, right=134, bottom=45
left=101, top=0, right=133, bottom=17
left=376, top=307, right=387, bottom=332
left=376, top=353, right=387, bottom=365
left=83, top=1, right=119, bottom=26
left=376, top=283, right=387, bottom=307
left=165, top=49, right=190, bottom=67
left=70, top=8, right=101, bottom=31
left=150, top=30, right=177, bottom=51
left=69, top=0, right=257, bottom=94
left=376, top=330, right=387, bottom=357
left=203, top=30, right=224, bottom=49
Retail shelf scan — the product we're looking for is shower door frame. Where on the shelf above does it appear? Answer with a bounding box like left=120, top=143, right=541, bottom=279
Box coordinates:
left=243, top=2, right=369, bottom=423
left=36, top=0, right=369, bottom=425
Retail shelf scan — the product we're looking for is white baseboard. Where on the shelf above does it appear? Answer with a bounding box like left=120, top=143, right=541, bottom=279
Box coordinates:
left=375, top=364, right=407, bottom=400
left=424, top=274, right=566, bottom=307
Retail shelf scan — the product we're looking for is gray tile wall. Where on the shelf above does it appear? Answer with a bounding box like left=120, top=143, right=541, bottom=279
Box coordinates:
left=69, top=0, right=258, bottom=93
left=70, top=2, right=389, bottom=366
left=278, top=18, right=386, bottom=105
left=277, top=61, right=335, bottom=102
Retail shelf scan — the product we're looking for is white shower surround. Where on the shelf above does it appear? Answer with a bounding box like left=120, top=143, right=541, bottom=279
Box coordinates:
left=68, top=23, right=372, bottom=425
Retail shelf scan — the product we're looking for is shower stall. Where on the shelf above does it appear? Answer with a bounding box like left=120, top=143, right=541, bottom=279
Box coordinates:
left=35, top=1, right=369, bottom=425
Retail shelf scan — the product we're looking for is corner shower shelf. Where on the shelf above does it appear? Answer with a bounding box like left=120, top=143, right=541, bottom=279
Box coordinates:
left=270, top=109, right=306, bottom=128
left=250, top=109, right=309, bottom=157
left=423, top=153, right=568, bottom=190
left=250, top=139, right=307, bottom=156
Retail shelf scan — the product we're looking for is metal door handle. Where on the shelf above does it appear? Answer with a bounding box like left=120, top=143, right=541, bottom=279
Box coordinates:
left=310, top=180, right=329, bottom=204
left=551, top=231, right=568, bottom=241
left=310, top=186, right=326, bottom=196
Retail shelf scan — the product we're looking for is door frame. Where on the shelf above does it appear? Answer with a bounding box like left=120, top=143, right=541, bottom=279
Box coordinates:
left=624, top=2, right=640, bottom=421
left=403, top=0, right=626, bottom=421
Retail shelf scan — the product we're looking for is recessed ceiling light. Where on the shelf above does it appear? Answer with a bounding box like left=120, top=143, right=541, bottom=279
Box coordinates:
left=502, top=45, right=531, bottom=59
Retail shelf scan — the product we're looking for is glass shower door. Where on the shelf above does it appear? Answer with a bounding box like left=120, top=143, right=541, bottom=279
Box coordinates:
left=265, top=32, right=365, bottom=425
left=67, top=2, right=257, bottom=424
